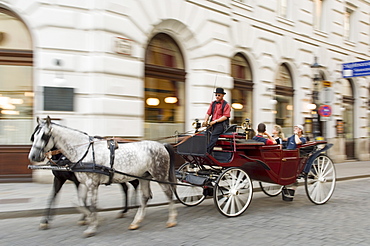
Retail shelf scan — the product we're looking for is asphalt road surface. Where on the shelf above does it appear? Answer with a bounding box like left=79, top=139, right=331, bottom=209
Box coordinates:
left=1, top=178, right=369, bottom=246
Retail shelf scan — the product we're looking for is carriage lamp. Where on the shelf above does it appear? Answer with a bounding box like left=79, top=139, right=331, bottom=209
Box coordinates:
left=310, top=56, right=323, bottom=140
left=241, top=118, right=251, bottom=130
left=192, top=119, right=201, bottom=131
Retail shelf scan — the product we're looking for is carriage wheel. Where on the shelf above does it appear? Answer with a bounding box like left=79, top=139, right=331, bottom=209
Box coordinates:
left=214, top=167, right=253, bottom=217
left=305, top=155, right=336, bottom=205
left=174, top=163, right=206, bottom=206
left=259, top=182, right=283, bottom=197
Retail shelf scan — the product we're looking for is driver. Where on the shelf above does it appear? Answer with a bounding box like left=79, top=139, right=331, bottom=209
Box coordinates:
left=202, top=88, right=231, bottom=153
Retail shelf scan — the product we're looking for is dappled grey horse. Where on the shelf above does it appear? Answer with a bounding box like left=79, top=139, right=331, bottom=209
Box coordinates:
left=39, top=151, right=139, bottom=229
left=29, top=117, right=177, bottom=237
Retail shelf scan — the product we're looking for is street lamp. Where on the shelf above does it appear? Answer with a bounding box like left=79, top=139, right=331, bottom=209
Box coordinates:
left=310, top=56, right=323, bottom=140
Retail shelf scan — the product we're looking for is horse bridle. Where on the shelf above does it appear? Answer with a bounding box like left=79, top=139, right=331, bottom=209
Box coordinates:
left=30, top=124, right=53, bottom=154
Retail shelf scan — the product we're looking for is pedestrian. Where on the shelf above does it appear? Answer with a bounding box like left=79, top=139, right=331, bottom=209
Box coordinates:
left=252, top=123, right=277, bottom=145
left=202, top=88, right=231, bottom=153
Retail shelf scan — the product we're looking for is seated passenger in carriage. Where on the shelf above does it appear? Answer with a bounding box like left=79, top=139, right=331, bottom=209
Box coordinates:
left=272, top=124, right=285, bottom=145
left=285, top=125, right=307, bottom=150
left=252, top=123, right=277, bottom=145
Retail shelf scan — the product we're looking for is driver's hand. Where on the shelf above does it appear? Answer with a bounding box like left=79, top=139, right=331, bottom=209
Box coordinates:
left=202, top=121, right=208, bottom=127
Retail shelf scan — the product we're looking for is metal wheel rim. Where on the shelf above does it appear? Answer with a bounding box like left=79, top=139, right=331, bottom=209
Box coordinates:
left=259, top=182, right=283, bottom=197
left=214, top=168, right=253, bottom=217
left=174, top=163, right=206, bottom=206
left=305, top=155, right=336, bottom=205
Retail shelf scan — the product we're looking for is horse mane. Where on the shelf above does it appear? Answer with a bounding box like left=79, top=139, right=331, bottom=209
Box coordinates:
left=51, top=122, right=89, bottom=136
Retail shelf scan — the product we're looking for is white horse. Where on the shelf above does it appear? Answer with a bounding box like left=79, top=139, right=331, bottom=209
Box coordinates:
left=28, top=116, right=177, bottom=237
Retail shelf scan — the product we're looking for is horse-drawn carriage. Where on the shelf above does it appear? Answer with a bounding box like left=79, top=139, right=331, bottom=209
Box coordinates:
left=174, top=123, right=336, bottom=217
left=28, top=117, right=336, bottom=236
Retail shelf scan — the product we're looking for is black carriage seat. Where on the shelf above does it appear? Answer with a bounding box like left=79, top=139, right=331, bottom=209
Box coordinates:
left=223, top=124, right=237, bottom=134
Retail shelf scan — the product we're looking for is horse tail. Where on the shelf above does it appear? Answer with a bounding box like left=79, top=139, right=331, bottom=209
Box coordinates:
left=164, top=143, right=176, bottom=184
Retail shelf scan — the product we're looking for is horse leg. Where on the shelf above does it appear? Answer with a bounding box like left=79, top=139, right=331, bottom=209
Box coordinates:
left=83, top=184, right=99, bottom=237
left=117, top=180, right=139, bottom=218
left=117, top=182, right=129, bottom=218
left=39, top=176, right=66, bottom=230
left=77, top=183, right=91, bottom=225
left=67, top=174, right=88, bottom=226
left=130, top=179, right=139, bottom=205
left=159, top=183, right=177, bottom=228
left=128, top=180, right=151, bottom=230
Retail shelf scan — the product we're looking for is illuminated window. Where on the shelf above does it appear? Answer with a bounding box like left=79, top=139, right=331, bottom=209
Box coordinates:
left=0, top=8, right=33, bottom=145
left=144, top=33, right=185, bottom=140
left=231, top=53, right=253, bottom=125
left=274, top=63, right=294, bottom=136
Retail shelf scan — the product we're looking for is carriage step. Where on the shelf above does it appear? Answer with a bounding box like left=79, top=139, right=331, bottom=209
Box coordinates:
left=185, top=174, right=208, bottom=186
left=282, top=188, right=295, bottom=201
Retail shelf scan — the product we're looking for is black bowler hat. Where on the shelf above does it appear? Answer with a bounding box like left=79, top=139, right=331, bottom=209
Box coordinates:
left=214, top=88, right=226, bottom=94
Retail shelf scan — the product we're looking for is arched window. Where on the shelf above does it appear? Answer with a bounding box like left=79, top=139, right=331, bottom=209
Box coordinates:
left=231, top=53, right=253, bottom=125
left=144, top=33, right=186, bottom=140
left=0, top=8, right=33, bottom=145
left=275, top=63, right=294, bottom=135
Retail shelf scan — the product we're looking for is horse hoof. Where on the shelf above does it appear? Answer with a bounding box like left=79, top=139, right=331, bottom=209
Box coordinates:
left=116, top=212, right=125, bottom=219
left=77, top=220, right=87, bottom=226
left=39, top=223, right=49, bottom=230
left=128, top=224, right=140, bottom=230
left=166, top=222, right=177, bottom=228
left=83, top=230, right=96, bottom=238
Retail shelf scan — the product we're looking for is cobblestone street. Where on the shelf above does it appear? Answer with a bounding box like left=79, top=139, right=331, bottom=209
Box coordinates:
left=1, top=178, right=369, bottom=246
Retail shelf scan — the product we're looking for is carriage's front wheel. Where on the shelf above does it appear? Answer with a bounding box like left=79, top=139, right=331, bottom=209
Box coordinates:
left=259, top=182, right=283, bottom=197
left=174, top=163, right=206, bottom=206
left=305, top=155, right=336, bottom=205
left=214, top=167, right=253, bottom=217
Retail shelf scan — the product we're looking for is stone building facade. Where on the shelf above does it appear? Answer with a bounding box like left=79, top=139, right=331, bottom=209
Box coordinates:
left=1, top=0, right=369, bottom=181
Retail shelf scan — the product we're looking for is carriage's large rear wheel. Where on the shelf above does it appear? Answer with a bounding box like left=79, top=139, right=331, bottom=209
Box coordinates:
left=305, top=154, right=336, bottom=205
left=259, top=182, right=283, bottom=197
left=214, top=167, right=253, bottom=217
left=174, top=163, right=206, bottom=206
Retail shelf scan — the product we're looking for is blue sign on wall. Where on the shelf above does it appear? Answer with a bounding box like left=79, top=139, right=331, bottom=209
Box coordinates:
left=342, top=60, right=370, bottom=78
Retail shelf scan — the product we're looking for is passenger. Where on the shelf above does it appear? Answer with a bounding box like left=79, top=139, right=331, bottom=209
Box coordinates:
left=285, top=125, right=307, bottom=150
left=202, top=88, right=231, bottom=153
left=252, top=123, right=277, bottom=145
left=272, top=124, right=285, bottom=145
left=282, top=125, right=306, bottom=202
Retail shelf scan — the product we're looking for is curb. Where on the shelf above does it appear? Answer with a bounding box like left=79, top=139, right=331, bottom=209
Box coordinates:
left=1, top=175, right=370, bottom=220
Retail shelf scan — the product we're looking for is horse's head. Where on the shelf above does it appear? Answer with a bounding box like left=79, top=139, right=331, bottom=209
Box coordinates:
left=28, top=116, right=55, bottom=162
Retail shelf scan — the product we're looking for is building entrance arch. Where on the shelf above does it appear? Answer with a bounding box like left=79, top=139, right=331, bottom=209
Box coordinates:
left=0, top=7, right=33, bottom=182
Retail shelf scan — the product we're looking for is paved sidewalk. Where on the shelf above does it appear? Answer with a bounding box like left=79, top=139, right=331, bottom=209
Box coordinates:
left=1, top=160, right=369, bottom=219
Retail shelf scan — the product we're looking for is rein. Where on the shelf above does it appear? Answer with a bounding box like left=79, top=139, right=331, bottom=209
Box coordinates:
left=45, top=126, right=211, bottom=157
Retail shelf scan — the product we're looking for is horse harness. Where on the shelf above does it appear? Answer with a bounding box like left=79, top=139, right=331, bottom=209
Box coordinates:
left=31, top=123, right=204, bottom=187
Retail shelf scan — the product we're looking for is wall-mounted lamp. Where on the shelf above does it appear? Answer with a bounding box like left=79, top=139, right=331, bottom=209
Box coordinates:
left=307, top=103, right=317, bottom=110
left=164, top=97, right=178, bottom=104
left=231, top=102, right=243, bottom=110
left=146, top=98, right=160, bottom=106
